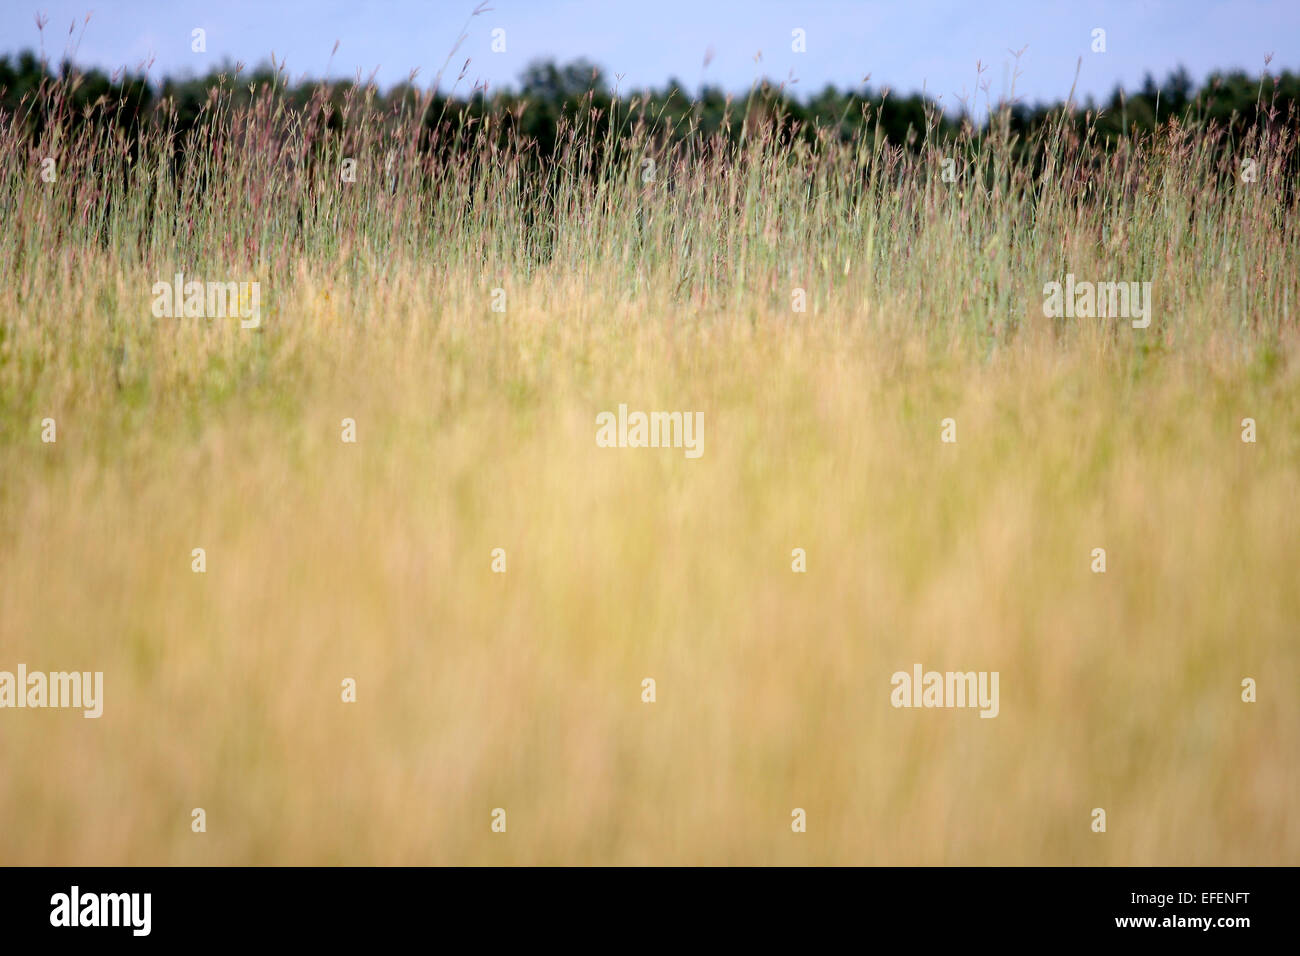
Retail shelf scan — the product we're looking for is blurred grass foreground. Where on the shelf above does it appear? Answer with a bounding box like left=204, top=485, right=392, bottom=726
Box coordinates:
left=0, top=54, right=1297, bottom=864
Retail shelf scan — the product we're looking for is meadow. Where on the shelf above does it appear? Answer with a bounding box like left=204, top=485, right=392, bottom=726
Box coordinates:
left=0, top=66, right=1297, bottom=864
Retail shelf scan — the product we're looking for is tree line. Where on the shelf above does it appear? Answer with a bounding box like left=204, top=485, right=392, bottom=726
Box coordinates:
left=2, top=49, right=1296, bottom=161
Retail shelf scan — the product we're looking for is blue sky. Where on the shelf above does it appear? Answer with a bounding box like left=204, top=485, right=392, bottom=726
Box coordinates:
left=2, top=1, right=1294, bottom=110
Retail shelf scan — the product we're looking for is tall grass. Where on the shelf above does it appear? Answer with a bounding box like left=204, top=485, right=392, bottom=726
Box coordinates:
left=0, top=65, right=1296, bottom=863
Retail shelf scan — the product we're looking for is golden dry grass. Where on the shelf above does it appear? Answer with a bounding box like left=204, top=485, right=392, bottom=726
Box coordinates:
left=1, top=81, right=1298, bottom=863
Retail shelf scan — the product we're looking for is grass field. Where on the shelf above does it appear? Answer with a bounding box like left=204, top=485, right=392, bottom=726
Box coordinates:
left=1, top=73, right=1297, bottom=864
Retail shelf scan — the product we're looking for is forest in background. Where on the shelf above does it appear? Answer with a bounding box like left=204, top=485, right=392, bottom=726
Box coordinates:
left=2, top=49, right=1297, bottom=161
